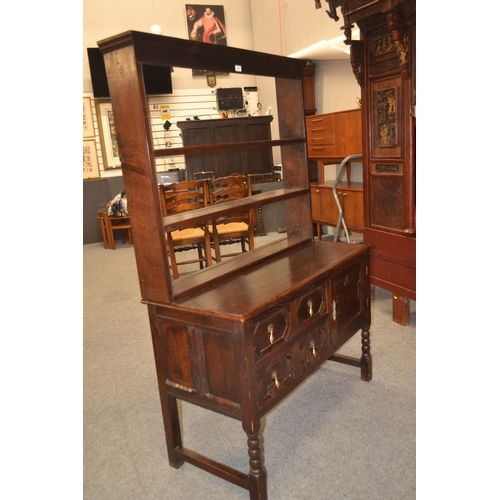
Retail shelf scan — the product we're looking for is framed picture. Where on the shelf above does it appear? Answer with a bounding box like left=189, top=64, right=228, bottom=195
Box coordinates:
left=83, top=96, right=94, bottom=138
left=96, top=100, right=121, bottom=169
left=185, top=5, right=228, bottom=76
left=83, top=140, right=100, bottom=179
left=206, top=74, right=216, bottom=87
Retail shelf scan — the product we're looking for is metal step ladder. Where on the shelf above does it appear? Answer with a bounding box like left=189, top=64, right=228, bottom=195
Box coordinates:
left=332, top=153, right=363, bottom=244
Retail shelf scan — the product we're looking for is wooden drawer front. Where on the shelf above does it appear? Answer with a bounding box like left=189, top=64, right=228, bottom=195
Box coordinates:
left=306, top=114, right=334, bottom=127
left=253, top=308, right=290, bottom=358
left=295, top=285, right=326, bottom=326
left=307, top=125, right=334, bottom=144
left=295, top=323, right=330, bottom=373
left=257, top=322, right=330, bottom=409
left=257, top=355, right=293, bottom=408
left=308, top=144, right=336, bottom=158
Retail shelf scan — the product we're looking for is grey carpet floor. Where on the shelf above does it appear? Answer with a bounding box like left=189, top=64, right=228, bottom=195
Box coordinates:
left=83, top=237, right=416, bottom=500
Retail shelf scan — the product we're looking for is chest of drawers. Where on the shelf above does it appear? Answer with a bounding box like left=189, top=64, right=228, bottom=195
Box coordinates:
left=306, top=109, right=362, bottom=182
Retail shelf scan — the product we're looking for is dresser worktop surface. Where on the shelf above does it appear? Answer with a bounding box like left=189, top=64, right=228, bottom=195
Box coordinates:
left=169, top=241, right=369, bottom=320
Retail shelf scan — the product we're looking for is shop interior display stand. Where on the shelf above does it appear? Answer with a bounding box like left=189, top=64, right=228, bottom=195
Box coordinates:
left=98, top=30, right=372, bottom=500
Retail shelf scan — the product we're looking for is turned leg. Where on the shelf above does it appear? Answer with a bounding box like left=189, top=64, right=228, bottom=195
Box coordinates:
left=246, top=431, right=268, bottom=500
left=360, top=327, right=372, bottom=382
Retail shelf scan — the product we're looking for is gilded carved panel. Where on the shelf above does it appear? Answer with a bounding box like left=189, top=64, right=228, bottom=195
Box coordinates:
left=370, top=76, right=402, bottom=158
left=375, top=88, right=396, bottom=147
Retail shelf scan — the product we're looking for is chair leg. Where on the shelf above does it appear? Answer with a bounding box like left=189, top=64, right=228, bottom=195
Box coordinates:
left=166, top=235, right=180, bottom=279
left=204, top=233, right=213, bottom=268
left=98, top=215, right=109, bottom=249
left=197, top=243, right=204, bottom=269
left=211, top=231, right=223, bottom=263
left=248, top=232, right=255, bottom=251
left=105, top=214, right=116, bottom=250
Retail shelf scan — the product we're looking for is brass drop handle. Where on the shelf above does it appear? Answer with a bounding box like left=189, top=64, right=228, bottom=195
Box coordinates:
left=271, top=370, right=280, bottom=389
left=268, top=323, right=275, bottom=344
left=332, top=300, right=337, bottom=321
left=308, top=298, right=314, bottom=317
left=310, top=340, right=317, bottom=357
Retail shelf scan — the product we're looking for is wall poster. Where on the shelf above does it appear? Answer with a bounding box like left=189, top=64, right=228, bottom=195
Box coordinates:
left=185, top=5, right=227, bottom=76
left=96, top=100, right=121, bottom=169
left=83, top=140, right=100, bottom=179
left=83, top=97, right=94, bottom=138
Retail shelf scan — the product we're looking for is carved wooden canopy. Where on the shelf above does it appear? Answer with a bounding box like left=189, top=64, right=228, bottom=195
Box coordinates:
left=314, top=0, right=416, bottom=86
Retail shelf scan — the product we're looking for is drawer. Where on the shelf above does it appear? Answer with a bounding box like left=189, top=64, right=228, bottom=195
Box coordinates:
left=295, top=285, right=326, bottom=326
left=252, top=308, right=290, bottom=357
left=307, top=125, right=334, bottom=140
left=306, top=114, right=334, bottom=127
left=296, top=323, right=330, bottom=372
left=308, top=134, right=333, bottom=146
left=308, top=144, right=336, bottom=158
left=257, top=355, right=293, bottom=407
left=257, top=321, right=330, bottom=409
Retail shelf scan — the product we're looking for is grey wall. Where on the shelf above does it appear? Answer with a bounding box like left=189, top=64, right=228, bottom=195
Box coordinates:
left=83, top=177, right=125, bottom=244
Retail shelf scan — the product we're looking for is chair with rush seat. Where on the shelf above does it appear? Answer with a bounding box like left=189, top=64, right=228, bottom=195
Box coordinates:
left=209, top=173, right=255, bottom=262
left=159, top=180, right=213, bottom=279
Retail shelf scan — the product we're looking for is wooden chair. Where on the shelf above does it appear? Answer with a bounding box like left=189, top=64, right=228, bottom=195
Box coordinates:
left=209, top=174, right=255, bottom=262
left=97, top=208, right=133, bottom=250
left=160, top=180, right=213, bottom=279
left=97, top=209, right=110, bottom=249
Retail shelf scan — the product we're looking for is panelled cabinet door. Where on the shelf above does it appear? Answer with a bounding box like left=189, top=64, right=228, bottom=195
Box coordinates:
left=339, top=189, right=364, bottom=232
left=310, top=184, right=363, bottom=233
left=310, top=185, right=339, bottom=226
left=330, top=259, right=368, bottom=336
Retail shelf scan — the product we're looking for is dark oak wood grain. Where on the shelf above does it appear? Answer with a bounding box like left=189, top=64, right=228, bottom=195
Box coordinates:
left=98, top=30, right=373, bottom=500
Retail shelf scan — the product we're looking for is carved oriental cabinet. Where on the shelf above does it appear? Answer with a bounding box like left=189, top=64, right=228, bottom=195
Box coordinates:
left=339, top=0, right=416, bottom=324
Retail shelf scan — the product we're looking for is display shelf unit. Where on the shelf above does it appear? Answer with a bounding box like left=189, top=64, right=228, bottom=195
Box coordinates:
left=306, top=109, right=363, bottom=239
left=98, top=30, right=372, bottom=500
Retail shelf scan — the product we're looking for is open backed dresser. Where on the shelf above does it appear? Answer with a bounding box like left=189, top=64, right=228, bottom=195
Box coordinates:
left=98, top=31, right=372, bottom=500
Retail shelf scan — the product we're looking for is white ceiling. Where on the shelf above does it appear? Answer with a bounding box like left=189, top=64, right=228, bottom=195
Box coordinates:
left=288, top=29, right=359, bottom=61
